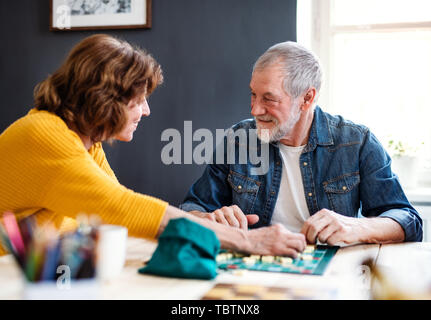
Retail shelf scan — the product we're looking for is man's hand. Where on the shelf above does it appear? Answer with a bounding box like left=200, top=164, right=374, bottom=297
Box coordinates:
left=162, top=205, right=306, bottom=256
left=247, top=223, right=306, bottom=257
left=300, top=209, right=363, bottom=245
left=189, top=205, right=259, bottom=230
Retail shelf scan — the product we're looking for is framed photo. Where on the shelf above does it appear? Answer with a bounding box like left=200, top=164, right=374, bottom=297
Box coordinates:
left=50, top=0, right=152, bottom=31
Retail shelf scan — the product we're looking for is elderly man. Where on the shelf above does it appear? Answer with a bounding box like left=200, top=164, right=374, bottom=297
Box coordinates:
left=181, top=41, right=422, bottom=245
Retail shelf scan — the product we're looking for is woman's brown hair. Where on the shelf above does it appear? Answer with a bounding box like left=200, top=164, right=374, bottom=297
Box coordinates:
left=34, top=34, right=163, bottom=142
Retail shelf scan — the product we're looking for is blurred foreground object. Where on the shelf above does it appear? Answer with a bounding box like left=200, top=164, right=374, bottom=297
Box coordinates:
left=363, top=258, right=431, bottom=299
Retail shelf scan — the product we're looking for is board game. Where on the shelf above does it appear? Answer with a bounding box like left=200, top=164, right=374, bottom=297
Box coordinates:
left=216, top=245, right=339, bottom=276
left=201, top=283, right=338, bottom=300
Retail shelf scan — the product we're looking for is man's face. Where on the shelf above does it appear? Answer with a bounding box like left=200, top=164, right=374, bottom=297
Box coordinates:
left=250, top=63, right=302, bottom=143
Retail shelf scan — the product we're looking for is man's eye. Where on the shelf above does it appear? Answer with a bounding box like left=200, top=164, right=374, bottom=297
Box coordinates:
left=263, top=97, right=275, bottom=102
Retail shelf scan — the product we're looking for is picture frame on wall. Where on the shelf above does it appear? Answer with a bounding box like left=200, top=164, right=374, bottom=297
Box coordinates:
left=50, top=0, right=152, bottom=31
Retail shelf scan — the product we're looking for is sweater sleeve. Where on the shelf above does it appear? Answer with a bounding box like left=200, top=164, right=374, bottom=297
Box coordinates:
left=42, top=155, right=168, bottom=239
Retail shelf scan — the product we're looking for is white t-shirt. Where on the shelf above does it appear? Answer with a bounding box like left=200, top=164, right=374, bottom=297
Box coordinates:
left=271, top=144, right=310, bottom=232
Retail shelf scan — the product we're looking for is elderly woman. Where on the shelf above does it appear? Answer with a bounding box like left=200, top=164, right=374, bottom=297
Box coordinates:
left=0, top=34, right=305, bottom=257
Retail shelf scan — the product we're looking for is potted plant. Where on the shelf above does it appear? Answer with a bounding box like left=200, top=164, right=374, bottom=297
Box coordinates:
left=387, top=139, right=423, bottom=189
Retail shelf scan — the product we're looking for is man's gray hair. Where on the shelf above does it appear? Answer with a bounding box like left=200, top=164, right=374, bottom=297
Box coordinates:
left=253, top=41, right=322, bottom=99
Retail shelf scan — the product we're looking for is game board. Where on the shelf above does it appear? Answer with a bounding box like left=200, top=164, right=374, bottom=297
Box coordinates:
left=201, top=283, right=338, bottom=300
left=216, top=245, right=339, bottom=276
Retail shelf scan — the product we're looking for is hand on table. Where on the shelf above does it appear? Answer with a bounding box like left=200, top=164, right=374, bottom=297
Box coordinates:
left=300, top=209, right=362, bottom=246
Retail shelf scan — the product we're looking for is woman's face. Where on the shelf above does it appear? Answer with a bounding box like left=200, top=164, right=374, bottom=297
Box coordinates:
left=115, top=98, right=150, bottom=142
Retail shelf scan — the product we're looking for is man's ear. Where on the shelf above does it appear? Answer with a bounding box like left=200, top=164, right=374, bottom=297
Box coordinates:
left=301, top=88, right=317, bottom=111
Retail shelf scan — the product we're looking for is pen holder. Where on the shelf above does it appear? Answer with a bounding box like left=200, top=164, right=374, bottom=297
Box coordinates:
left=23, top=278, right=101, bottom=300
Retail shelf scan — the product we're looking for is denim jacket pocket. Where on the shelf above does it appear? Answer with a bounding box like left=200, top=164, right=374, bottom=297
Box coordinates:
left=323, top=172, right=360, bottom=216
left=227, top=170, right=260, bottom=214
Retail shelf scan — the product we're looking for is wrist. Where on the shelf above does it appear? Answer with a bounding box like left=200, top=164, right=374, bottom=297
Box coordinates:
left=356, top=218, right=375, bottom=243
left=220, top=227, right=249, bottom=252
left=188, top=210, right=210, bottom=219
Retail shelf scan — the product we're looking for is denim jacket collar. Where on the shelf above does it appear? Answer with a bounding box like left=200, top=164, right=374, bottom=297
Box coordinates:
left=304, top=105, right=334, bottom=153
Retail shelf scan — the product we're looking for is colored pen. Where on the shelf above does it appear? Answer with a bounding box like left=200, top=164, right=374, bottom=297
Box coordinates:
left=2, top=211, right=26, bottom=258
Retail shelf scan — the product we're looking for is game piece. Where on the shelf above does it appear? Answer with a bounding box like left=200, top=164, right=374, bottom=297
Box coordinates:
left=304, top=245, right=316, bottom=253
left=261, top=255, right=275, bottom=263
left=280, top=257, right=293, bottom=265
left=242, top=257, right=256, bottom=265
left=301, top=254, right=313, bottom=261
left=216, top=254, right=227, bottom=262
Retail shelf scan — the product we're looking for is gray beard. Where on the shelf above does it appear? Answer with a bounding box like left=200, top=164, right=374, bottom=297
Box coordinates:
left=256, top=102, right=302, bottom=143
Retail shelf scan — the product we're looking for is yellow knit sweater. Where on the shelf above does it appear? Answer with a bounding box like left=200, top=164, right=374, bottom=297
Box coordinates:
left=0, top=109, right=168, bottom=255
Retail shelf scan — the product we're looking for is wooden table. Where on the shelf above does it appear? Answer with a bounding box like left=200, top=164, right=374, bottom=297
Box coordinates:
left=1, top=238, right=430, bottom=300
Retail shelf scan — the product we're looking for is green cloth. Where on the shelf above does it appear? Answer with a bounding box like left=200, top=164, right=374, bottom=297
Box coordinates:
left=138, top=218, right=220, bottom=280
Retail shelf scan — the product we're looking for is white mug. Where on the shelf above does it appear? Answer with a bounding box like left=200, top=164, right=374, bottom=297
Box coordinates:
left=96, top=224, right=128, bottom=281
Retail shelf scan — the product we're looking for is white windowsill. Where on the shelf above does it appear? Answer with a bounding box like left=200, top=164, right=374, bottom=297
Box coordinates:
left=405, top=187, right=431, bottom=205
left=405, top=187, right=431, bottom=242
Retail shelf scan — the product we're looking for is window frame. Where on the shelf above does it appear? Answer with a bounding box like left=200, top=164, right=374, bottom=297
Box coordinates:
left=298, top=0, right=431, bottom=188
left=305, top=0, right=431, bottom=114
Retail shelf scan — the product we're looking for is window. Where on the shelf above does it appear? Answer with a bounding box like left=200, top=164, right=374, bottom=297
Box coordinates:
left=297, top=0, right=431, bottom=188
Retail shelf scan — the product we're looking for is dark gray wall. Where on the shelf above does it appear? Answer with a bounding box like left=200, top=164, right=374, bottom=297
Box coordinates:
left=0, top=0, right=297, bottom=206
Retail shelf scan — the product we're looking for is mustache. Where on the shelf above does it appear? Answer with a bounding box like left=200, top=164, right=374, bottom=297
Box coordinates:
left=255, top=116, right=278, bottom=124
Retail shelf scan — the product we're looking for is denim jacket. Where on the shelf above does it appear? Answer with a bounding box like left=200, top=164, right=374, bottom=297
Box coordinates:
left=180, top=106, right=423, bottom=241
